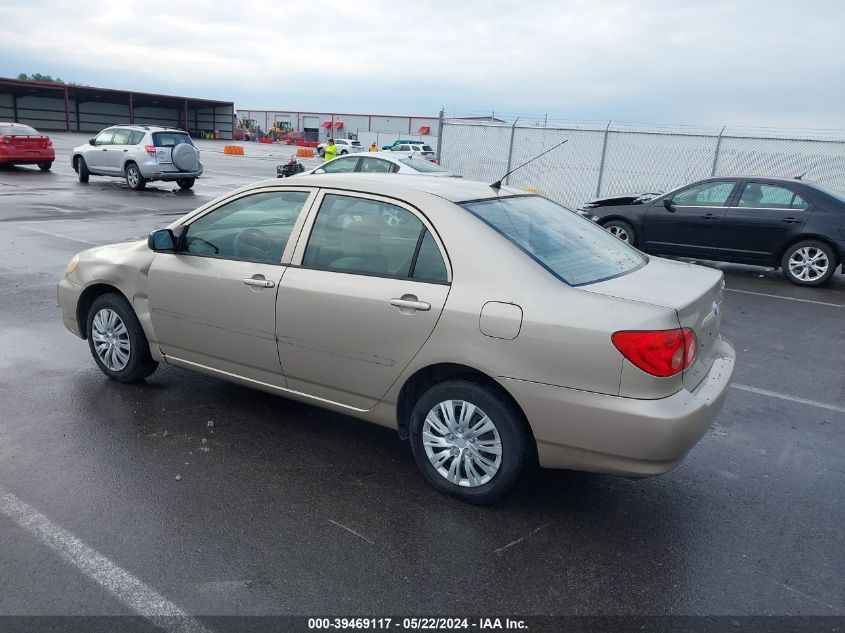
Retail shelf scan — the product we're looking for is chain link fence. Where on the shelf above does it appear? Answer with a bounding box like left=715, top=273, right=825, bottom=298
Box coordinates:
left=438, top=117, right=845, bottom=208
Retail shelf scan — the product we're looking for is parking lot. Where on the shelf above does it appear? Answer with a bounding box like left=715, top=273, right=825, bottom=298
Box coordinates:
left=1, top=133, right=843, bottom=624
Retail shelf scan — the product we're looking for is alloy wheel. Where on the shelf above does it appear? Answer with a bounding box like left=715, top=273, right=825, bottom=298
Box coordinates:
left=607, top=225, right=630, bottom=242
left=91, top=308, right=131, bottom=371
left=422, top=400, right=503, bottom=487
left=126, top=167, right=139, bottom=188
left=788, top=247, right=829, bottom=282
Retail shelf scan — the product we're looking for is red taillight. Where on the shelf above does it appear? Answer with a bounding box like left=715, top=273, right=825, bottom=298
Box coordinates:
left=145, top=145, right=156, bottom=157
left=611, top=328, right=697, bottom=377
left=0, top=136, right=10, bottom=145
left=45, top=137, right=52, bottom=147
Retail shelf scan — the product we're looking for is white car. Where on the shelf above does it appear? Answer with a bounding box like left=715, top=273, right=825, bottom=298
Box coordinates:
left=316, top=139, right=364, bottom=157
left=303, top=152, right=455, bottom=177
left=388, top=142, right=436, bottom=161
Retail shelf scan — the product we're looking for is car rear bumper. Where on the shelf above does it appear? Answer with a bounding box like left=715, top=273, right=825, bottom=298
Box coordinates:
left=137, top=159, right=203, bottom=180
left=0, top=149, right=55, bottom=163
left=506, top=337, right=736, bottom=475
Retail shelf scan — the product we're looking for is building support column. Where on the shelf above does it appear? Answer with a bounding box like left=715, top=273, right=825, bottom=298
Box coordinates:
left=63, top=86, right=70, bottom=132
left=128, top=92, right=134, bottom=124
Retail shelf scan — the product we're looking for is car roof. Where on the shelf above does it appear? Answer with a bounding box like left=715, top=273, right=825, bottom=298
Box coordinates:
left=104, top=125, right=187, bottom=132
left=260, top=173, right=526, bottom=203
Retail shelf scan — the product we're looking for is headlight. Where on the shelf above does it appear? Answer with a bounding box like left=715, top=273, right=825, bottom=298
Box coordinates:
left=65, top=254, right=80, bottom=276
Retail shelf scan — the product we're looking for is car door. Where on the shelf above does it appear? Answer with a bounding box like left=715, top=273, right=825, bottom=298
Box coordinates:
left=276, top=191, right=450, bottom=410
left=146, top=188, right=316, bottom=386
left=86, top=128, right=115, bottom=172
left=643, top=180, right=740, bottom=257
left=104, top=128, right=132, bottom=172
left=715, top=181, right=812, bottom=264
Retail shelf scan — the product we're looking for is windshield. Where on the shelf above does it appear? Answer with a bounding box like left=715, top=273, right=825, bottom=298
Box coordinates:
left=460, top=195, right=646, bottom=286
left=0, top=124, right=39, bottom=136
left=399, top=158, right=448, bottom=173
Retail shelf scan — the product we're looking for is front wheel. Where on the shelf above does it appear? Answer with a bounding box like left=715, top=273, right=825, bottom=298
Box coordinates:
left=781, top=240, right=836, bottom=286
left=603, top=219, right=636, bottom=245
left=340, top=150, right=348, bottom=155
left=125, top=163, right=146, bottom=190
left=77, top=157, right=89, bottom=183
left=409, top=379, right=531, bottom=504
left=317, top=148, right=325, bottom=157
left=38, top=161, right=52, bottom=171
left=176, top=178, right=195, bottom=190
left=86, top=293, right=158, bottom=382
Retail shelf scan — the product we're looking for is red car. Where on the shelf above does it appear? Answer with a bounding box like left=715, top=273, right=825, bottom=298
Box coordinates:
left=0, top=123, right=55, bottom=171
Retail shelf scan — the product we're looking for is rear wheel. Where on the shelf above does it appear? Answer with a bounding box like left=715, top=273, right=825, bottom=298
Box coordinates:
left=38, top=161, right=52, bottom=171
left=125, top=163, right=146, bottom=190
left=409, top=379, right=531, bottom=504
left=781, top=240, right=836, bottom=286
left=317, top=148, right=325, bottom=157
left=340, top=149, right=348, bottom=155
left=603, top=219, right=636, bottom=245
left=77, top=157, right=89, bottom=183
left=176, top=178, right=195, bottom=190
left=86, top=293, right=158, bottom=382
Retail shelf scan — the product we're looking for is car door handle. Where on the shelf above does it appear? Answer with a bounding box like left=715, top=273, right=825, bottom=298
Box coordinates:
left=243, top=276, right=275, bottom=288
left=781, top=217, right=801, bottom=224
left=390, top=297, right=431, bottom=311
left=702, top=213, right=720, bottom=220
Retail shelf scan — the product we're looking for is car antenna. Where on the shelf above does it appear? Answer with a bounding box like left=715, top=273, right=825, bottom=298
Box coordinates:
left=490, top=139, right=568, bottom=189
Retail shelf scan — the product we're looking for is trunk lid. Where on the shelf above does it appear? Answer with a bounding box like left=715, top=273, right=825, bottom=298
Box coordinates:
left=9, top=135, right=50, bottom=149
left=583, top=256, right=725, bottom=391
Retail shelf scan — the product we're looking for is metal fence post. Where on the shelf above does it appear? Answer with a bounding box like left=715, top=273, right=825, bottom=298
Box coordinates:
left=435, top=109, right=444, bottom=163
left=711, top=125, right=726, bottom=176
left=504, top=118, right=519, bottom=185
left=595, top=121, right=611, bottom=197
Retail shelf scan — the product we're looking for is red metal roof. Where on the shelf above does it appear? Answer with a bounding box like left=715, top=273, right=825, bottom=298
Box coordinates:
left=333, top=121, right=344, bottom=129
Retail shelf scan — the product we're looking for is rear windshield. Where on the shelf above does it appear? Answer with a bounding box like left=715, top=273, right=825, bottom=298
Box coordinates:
left=399, top=158, right=448, bottom=173
left=351, top=141, right=362, bottom=146
left=460, top=195, right=646, bottom=286
left=0, top=124, right=39, bottom=136
left=811, top=183, right=845, bottom=204
left=422, top=145, right=434, bottom=151
left=152, top=132, right=193, bottom=147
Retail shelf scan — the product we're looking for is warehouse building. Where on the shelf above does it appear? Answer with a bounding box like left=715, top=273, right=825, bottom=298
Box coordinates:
left=237, top=108, right=440, bottom=146
left=0, top=77, right=235, bottom=139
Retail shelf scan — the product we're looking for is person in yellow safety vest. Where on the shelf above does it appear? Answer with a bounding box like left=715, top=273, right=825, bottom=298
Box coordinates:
left=369, top=142, right=378, bottom=152
left=324, top=138, right=337, bottom=162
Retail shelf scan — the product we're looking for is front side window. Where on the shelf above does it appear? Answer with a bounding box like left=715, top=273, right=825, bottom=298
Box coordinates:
left=322, top=157, right=359, bottom=173
left=359, top=158, right=394, bottom=173
left=671, top=181, right=735, bottom=207
left=183, top=191, right=311, bottom=264
left=303, top=194, right=446, bottom=280
left=94, top=129, right=115, bottom=146
left=111, top=129, right=131, bottom=145
left=461, top=196, right=645, bottom=286
left=737, top=183, right=809, bottom=209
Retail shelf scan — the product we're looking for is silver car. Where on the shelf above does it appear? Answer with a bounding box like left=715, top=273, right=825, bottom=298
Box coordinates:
left=304, top=152, right=454, bottom=177
left=72, top=125, right=203, bottom=191
left=57, top=175, right=735, bottom=503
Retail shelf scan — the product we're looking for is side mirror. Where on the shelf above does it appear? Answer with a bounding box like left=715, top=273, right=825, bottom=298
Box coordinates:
left=88, top=138, right=96, bottom=146
left=148, top=228, right=176, bottom=252
left=663, top=198, right=675, bottom=210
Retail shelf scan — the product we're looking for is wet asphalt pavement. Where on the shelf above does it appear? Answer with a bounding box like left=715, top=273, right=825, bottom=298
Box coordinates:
left=0, top=134, right=843, bottom=621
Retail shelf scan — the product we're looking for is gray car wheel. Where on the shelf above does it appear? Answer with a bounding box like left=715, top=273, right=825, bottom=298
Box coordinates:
left=86, top=293, right=157, bottom=382
left=603, top=219, right=636, bottom=245
left=125, top=163, right=146, bottom=190
left=781, top=240, right=836, bottom=286
left=409, top=378, right=531, bottom=504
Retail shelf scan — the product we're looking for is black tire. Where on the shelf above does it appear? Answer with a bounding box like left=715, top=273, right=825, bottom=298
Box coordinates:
left=317, top=148, right=325, bottom=157
left=125, top=163, right=146, bottom=190
left=340, top=150, right=348, bottom=155
left=176, top=178, right=195, bottom=190
left=86, top=293, right=158, bottom=383
left=409, top=378, right=531, bottom=504
left=781, top=239, right=837, bottom=286
left=77, top=157, right=89, bottom=183
left=38, top=161, right=52, bottom=171
left=602, top=219, right=636, bottom=246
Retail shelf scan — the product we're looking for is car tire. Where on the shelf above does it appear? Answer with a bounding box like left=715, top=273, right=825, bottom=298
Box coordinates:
left=125, top=163, right=146, bottom=191
left=317, top=148, right=325, bottom=157
left=781, top=240, right=837, bottom=286
left=340, top=150, right=348, bottom=155
left=77, top=157, right=89, bottom=183
left=86, top=293, right=158, bottom=383
left=38, top=161, right=52, bottom=171
left=409, top=378, right=531, bottom=504
left=176, top=178, right=195, bottom=190
left=603, top=219, right=636, bottom=245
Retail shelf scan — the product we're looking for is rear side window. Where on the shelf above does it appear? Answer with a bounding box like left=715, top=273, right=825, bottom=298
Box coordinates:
left=412, top=230, right=448, bottom=282
left=737, top=183, right=809, bottom=209
left=153, top=132, right=193, bottom=147
left=129, top=131, right=145, bottom=144
left=461, top=196, right=645, bottom=286
left=112, top=129, right=131, bottom=144
left=359, top=158, right=394, bottom=173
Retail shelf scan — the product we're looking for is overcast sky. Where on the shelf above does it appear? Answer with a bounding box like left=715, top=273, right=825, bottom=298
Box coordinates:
left=1, top=0, right=843, bottom=129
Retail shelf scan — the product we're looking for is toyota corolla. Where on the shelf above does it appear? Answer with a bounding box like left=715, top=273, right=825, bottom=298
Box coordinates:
left=58, top=175, right=735, bottom=503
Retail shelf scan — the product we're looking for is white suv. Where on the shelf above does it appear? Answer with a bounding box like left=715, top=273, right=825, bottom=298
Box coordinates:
left=72, top=126, right=203, bottom=191
left=316, top=138, right=363, bottom=157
